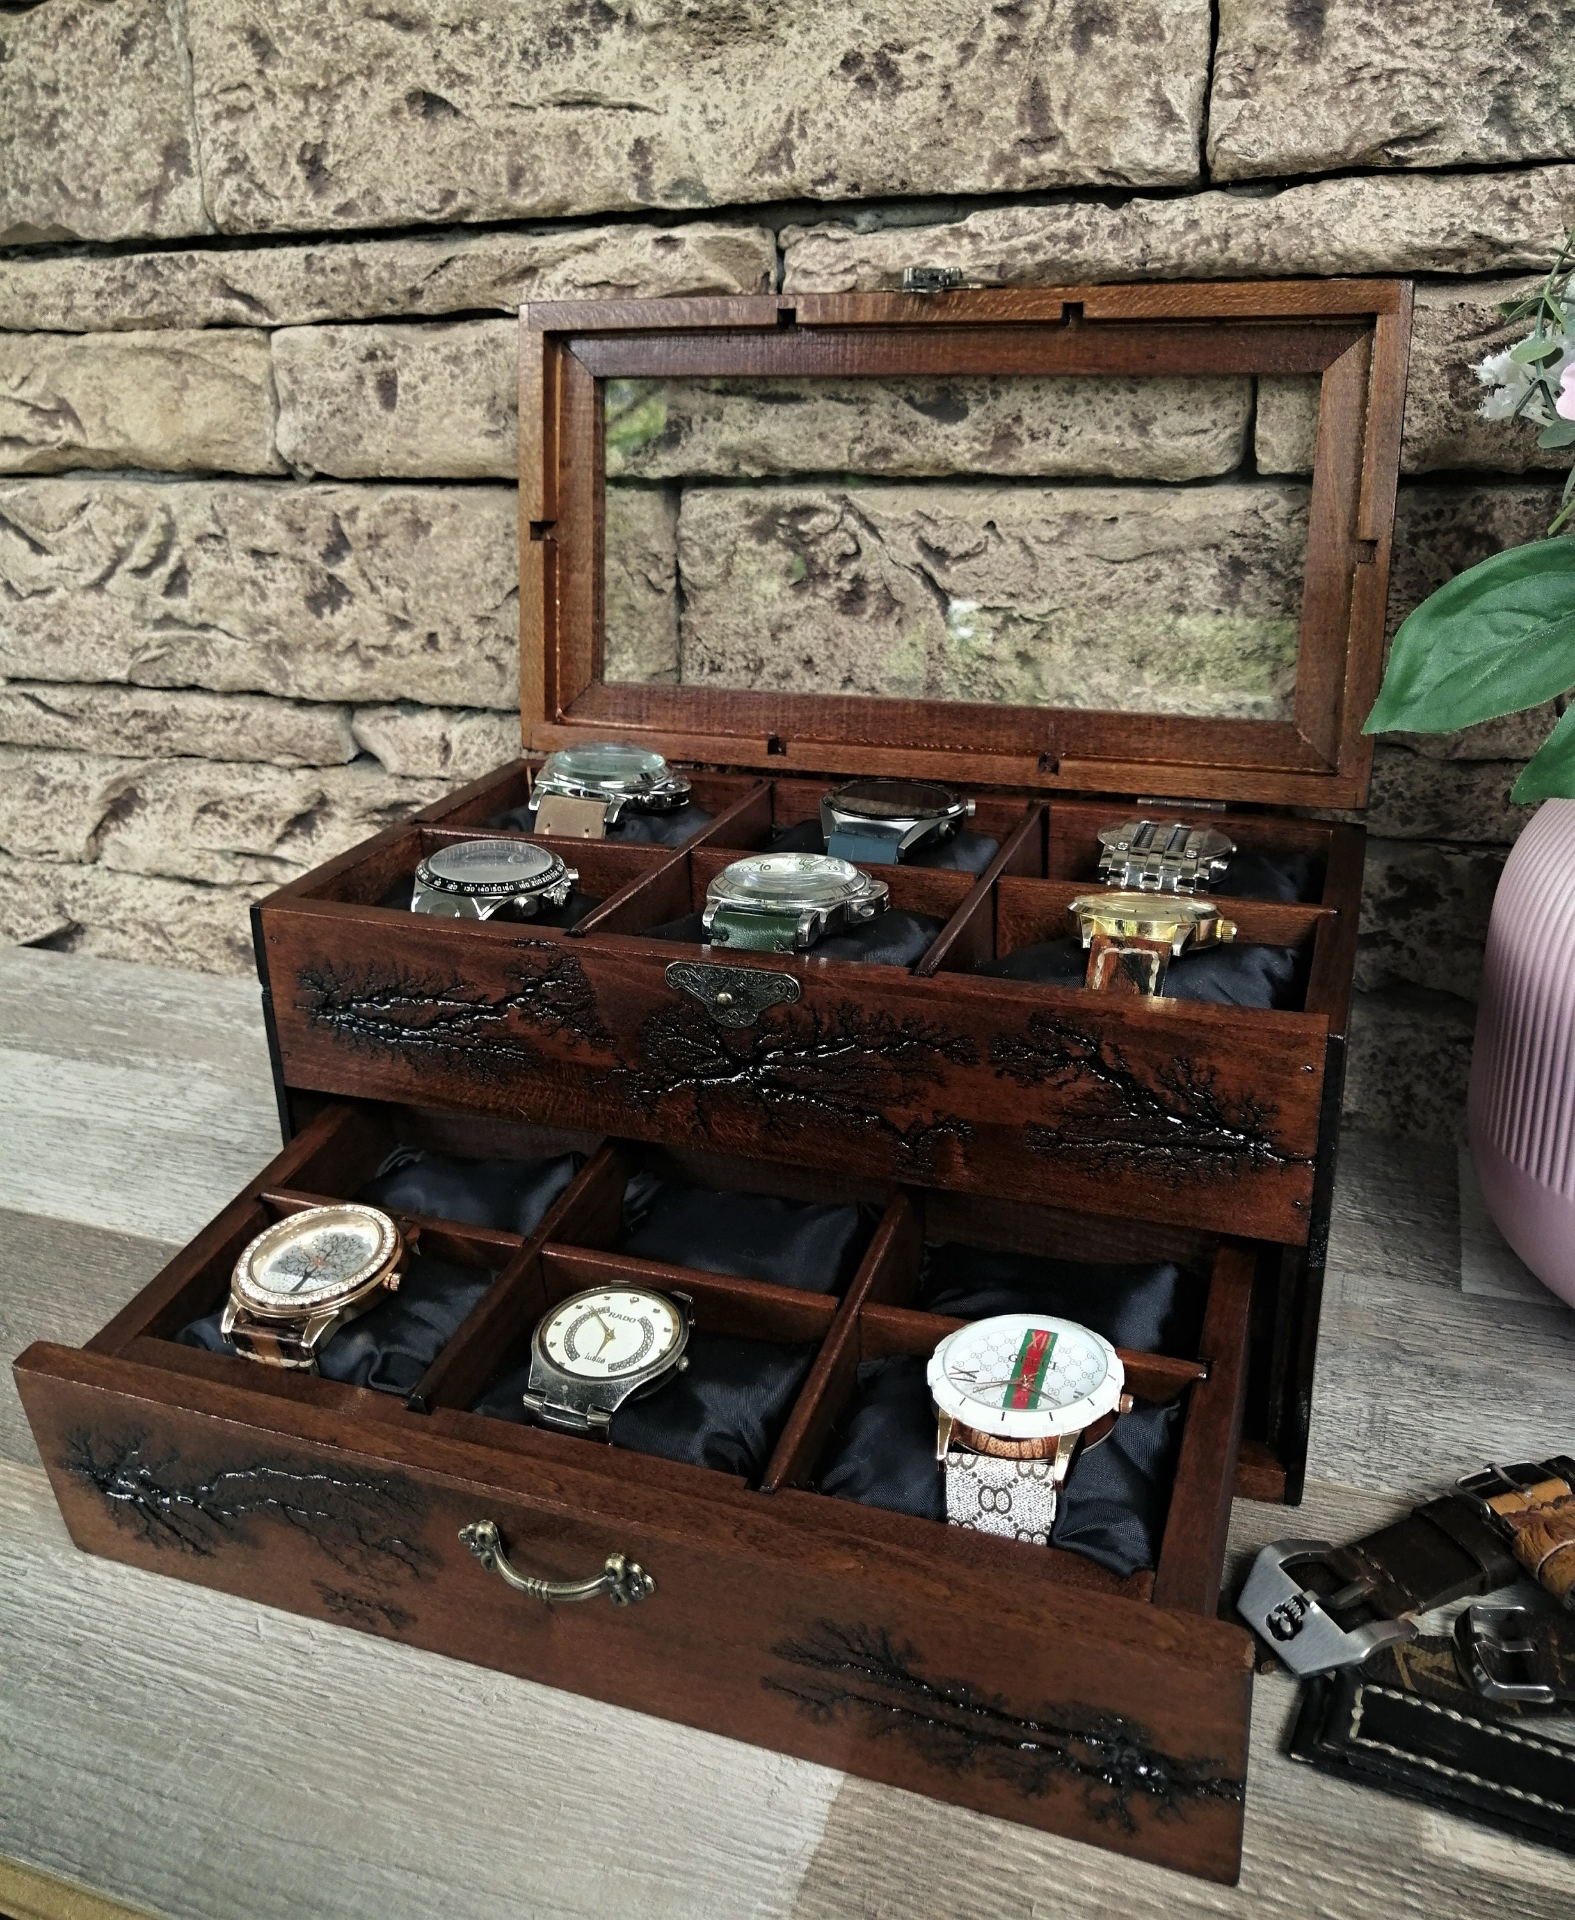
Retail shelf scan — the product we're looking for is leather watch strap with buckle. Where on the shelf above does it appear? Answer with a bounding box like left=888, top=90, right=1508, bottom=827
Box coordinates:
left=1239, top=1495, right=1520, bottom=1677
left=1459, top=1459, right=1575, bottom=1608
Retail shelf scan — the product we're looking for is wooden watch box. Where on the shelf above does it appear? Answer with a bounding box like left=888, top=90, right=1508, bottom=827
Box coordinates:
left=16, top=281, right=1411, bottom=1884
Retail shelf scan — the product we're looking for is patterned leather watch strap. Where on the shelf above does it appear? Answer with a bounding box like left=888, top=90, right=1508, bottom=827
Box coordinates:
left=1084, top=931, right=1173, bottom=996
left=945, top=1450, right=1060, bottom=1544
left=227, top=1311, right=319, bottom=1371
left=1460, top=1460, right=1575, bottom=1608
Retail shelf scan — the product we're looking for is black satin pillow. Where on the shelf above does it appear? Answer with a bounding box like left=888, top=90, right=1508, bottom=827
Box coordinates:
left=977, top=935, right=1304, bottom=1009
left=1212, top=848, right=1324, bottom=904
left=489, top=803, right=714, bottom=847
left=618, top=1172, right=876, bottom=1293
left=473, top=1332, right=813, bottom=1480
left=178, top=1252, right=494, bottom=1398
left=643, top=907, right=943, bottom=967
left=769, top=815, right=1000, bottom=873
left=359, top=1146, right=582, bottom=1239
left=916, top=1243, right=1206, bottom=1357
left=815, top=1355, right=1182, bottom=1576
left=376, top=870, right=603, bottom=927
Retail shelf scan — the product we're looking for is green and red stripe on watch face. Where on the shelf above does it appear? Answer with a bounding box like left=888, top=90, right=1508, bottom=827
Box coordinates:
left=1006, top=1326, right=1057, bottom=1410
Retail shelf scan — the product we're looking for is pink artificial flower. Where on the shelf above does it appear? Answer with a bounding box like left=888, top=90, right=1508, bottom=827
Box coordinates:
left=1558, top=363, right=1575, bottom=423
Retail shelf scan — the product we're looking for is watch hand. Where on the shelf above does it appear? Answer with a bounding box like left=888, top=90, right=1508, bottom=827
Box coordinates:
left=592, top=1312, right=618, bottom=1357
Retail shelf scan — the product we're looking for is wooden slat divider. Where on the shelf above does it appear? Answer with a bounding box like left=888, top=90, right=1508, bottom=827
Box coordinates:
left=257, top=1189, right=525, bottom=1268
left=760, top=1191, right=923, bottom=1493
left=916, top=804, right=1047, bottom=976
left=406, top=1142, right=628, bottom=1413
left=1151, top=1242, right=1256, bottom=1614
left=538, top=1244, right=840, bottom=1344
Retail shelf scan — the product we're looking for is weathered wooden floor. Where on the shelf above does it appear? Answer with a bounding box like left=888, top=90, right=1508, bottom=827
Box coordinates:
left=3, top=946, right=1572, bottom=1919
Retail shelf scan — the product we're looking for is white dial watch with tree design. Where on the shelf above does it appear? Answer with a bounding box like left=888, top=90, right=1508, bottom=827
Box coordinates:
left=223, top=1203, right=406, bottom=1371
left=927, top=1314, right=1128, bottom=1544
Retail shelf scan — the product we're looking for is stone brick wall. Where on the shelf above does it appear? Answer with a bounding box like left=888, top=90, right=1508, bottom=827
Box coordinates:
left=3, top=0, right=1573, bottom=1141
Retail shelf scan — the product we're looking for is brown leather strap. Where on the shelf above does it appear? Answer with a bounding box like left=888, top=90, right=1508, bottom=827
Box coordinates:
left=1472, top=1463, right=1575, bottom=1608
left=228, top=1311, right=318, bottom=1370
left=1085, top=932, right=1170, bottom=995
left=1322, top=1496, right=1519, bottom=1622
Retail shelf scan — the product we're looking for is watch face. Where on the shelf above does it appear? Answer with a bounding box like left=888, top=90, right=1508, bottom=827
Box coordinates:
left=710, top=852, right=866, bottom=912
left=1068, top=891, right=1226, bottom=938
left=928, top=1313, right=1123, bottom=1440
left=419, top=838, right=559, bottom=895
left=832, top=778, right=959, bottom=820
left=539, top=742, right=675, bottom=795
left=538, top=1288, right=684, bottom=1382
left=234, top=1205, right=399, bottom=1315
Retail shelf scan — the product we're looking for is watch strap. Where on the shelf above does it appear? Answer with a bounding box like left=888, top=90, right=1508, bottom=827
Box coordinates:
left=226, top=1308, right=322, bottom=1371
left=826, top=826, right=905, bottom=865
left=706, top=905, right=806, bottom=952
left=1460, top=1460, right=1575, bottom=1607
left=944, top=1449, right=1059, bottom=1543
left=1084, top=930, right=1174, bottom=996
left=1321, top=1495, right=1521, bottom=1622
left=1290, top=1636, right=1575, bottom=1856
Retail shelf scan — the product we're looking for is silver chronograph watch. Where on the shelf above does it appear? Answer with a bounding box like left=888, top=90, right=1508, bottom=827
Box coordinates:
left=528, top=741, right=691, bottom=837
left=821, top=777, right=975, bottom=865
left=411, top=838, right=578, bottom=922
left=523, top=1285, right=694, bottom=1437
left=223, top=1203, right=406, bottom=1371
left=702, top=853, right=889, bottom=953
left=928, top=1314, right=1129, bottom=1544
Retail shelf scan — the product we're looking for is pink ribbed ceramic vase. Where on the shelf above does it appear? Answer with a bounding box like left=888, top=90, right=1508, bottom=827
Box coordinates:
left=1469, top=798, right=1575, bottom=1306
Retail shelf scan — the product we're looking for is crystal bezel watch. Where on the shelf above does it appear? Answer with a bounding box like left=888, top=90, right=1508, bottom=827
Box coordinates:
left=1067, top=889, right=1237, bottom=996
left=223, top=1203, right=405, bottom=1372
left=820, top=776, right=975, bottom=864
left=411, top=838, right=578, bottom=921
left=529, top=742, right=692, bottom=825
left=1096, top=818, right=1236, bottom=894
left=928, top=1314, right=1126, bottom=1544
left=523, top=1285, right=694, bottom=1438
left=701, top=853, right=890, bottom=953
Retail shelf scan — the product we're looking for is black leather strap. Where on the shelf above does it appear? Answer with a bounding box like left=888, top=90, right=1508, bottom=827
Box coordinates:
left=1291, top=1636, right=1575, bottom=1856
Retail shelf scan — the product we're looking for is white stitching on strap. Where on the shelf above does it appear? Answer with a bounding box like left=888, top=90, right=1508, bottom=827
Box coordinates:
left=1346, top=1686, right=1575, bottom=1814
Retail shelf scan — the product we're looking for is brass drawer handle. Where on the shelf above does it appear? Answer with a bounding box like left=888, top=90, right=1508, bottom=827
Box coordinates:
left=459, top=1519, right=655, bottom=1606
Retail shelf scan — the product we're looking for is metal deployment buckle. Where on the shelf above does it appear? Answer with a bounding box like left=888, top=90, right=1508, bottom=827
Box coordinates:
left=1236, top=1540, right=1415, bottom=1678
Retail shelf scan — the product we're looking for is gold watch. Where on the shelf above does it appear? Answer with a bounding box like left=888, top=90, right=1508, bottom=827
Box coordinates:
left=222, top=1203, right=406, bottom=1371
left=1067, top=890, right=1237, bottom=997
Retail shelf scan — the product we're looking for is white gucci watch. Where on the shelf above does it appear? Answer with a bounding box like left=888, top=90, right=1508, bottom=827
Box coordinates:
left=928, top=1314, right=1128, bottom=1544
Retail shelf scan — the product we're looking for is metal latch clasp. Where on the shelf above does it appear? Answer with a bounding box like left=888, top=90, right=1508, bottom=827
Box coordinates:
left=664, top=960, right=800, bottom=1027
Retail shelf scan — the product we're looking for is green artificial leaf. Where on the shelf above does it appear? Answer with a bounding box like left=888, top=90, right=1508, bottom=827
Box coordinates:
left=1538, top=419, right=1575, bottom=448
left=1365, top=537, right=1575, bottom=735
left=1512, top=702, right=1575, bottom=801
left=1510, top=333, right=1569, bottom=364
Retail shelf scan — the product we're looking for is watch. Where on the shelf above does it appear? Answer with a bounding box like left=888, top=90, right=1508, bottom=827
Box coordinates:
left=1067, top=890, right=1237, bottom=996
left=1096, top=818, right=1235, bottom=894
left=702, top=853, right=890, bottom=953
left=222, top=1203, right=405, bottom=1371
left=820, top=777, right=975, bottom=865
left=411, top=838, right=578, bottom=921
left=927, top=1314, right=1127, bottom=1544
left=528, top=741, right=691, bottom=838
left=522, top=1285, right=693, bottom=1438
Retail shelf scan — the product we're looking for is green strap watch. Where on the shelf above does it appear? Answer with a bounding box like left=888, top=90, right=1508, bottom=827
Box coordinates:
left=705, top=905, right=808, bottom=952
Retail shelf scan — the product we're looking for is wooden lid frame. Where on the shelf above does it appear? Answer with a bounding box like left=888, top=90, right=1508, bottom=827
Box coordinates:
left=520, top=281, right=1412, bottom=810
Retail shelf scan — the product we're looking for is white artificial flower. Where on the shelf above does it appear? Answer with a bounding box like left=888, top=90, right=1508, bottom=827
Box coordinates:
left=1475, top=333, right=1575, bottom=425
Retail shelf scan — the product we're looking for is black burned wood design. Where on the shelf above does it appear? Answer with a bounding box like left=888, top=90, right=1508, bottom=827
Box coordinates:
left=992, top=1010, right=1308, bottom=1181
left=296, top=943, right=611, bottom=1077
left=608, top=999, right=977, bottom=1167
left=66, top=1430, right=436, bottom=1583
left=767, top=1620, right=1241, bottom=1830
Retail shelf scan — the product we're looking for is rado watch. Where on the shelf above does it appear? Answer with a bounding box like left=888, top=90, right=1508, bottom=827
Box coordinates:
left=529, top=741, right=691, bottom=838
left=523, top=1285, right=693, bottom=1437
left=1096, top=818, right=1235, bottom=895
left=1067, top=890, right=1237, bottom=996
left=411, top=839, right=578, bottom=921
left=702, top=853, right=889, bottom=953
left=820, top=777, right=975, bottom=865
left=928, top=1314, right=1128, bottom=1544
left=223, top=1203, right=405, bottom=1371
